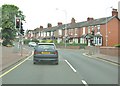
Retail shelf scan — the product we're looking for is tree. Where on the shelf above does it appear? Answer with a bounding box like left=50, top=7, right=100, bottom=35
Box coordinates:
left=1, top=4, right=25, bottom=46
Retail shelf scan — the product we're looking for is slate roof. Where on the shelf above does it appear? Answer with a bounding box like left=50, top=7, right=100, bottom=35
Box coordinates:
left=41, top=16, right=118, bottom=32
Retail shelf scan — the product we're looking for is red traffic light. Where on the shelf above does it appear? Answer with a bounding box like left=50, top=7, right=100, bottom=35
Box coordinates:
left=16, top=19, right=20, bottom=22
left=15, top=18, right=21, bottom=28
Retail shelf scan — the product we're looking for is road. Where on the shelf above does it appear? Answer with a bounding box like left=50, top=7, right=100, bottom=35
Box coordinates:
left=1, top=47, right=119, bottom=85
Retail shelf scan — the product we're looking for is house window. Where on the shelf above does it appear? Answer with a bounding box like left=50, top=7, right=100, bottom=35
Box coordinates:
left=83, top=27, right=85, bottom=34
left=51, top=32, right=53, bottom=36
left=88, top=26, right=90, bottom=33
left=80, top=38, right=84, bottom=44
left=94, top=37, right=102, bottom=46
left=65, top=29, right=67, bottom=36
left=75, top=28, right=78, bottom=35
left=92, top=26, right=94, bottom=30
left=39, top=32, right=41, bottom=36
left=44, top=32, right=46, bottom=37
left=59, top=29, right=62, bottom=35
left=47, top=32, right=49, bottom=36
left=97, top=25, right=100, bottom=32
left=71, top=29, right=73, bottom=35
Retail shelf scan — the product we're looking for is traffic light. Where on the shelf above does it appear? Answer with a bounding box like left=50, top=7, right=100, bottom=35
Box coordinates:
left=15, top=17, right=21, bottom=29
left=20, top=22, right=24, bottom=35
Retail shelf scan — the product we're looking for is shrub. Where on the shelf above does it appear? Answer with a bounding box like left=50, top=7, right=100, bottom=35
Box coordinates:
left=114, top=44, right=120, bottom=47
left=2, top=40, right=13, bottom=46
left=41, top=40, right=46, bottom=43
left=23, top=39, right=31, bottom=45
left=31, top=39, right=39, bottom=43
left=46, top=40, right=53, bottom=43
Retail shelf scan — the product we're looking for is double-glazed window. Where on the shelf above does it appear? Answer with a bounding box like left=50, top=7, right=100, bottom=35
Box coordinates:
left=94, top=37, right=102, bottom=46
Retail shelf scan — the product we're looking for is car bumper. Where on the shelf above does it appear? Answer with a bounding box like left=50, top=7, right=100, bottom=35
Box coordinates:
left=33, top=54, right=58, bottom=62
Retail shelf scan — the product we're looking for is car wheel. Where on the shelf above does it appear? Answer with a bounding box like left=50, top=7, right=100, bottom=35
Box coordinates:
left=54, top=61, right=58, bottom=65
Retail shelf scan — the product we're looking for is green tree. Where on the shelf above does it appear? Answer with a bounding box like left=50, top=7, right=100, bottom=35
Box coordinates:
left=1, top=4, right=25, bottom=46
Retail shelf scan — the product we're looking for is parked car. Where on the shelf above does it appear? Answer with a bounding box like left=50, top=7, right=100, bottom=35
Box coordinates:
left=33, top=43, right=58, bottom=65
left=28, top=42, right=37, bottom=47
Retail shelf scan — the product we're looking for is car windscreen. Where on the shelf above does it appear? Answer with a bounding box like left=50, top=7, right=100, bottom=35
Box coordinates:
left=37, top=44, right=55, bottom=50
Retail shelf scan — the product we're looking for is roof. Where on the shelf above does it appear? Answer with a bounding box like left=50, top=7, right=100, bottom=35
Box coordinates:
left=38, top=16, right=118, bottom=32
left=69, top=16, right=116, bottom=29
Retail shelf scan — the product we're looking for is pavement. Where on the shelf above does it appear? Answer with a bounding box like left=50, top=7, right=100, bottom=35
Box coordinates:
left=0, top=45, right=32, bottom=71
left=82, top=49, right=120, bottom=65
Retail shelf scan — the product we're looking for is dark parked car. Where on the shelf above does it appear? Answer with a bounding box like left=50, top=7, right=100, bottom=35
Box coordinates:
left=33, top=43, right=58, bottom=65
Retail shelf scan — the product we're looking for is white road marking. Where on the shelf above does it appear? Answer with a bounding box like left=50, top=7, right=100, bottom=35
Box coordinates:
left=65, top=60, right=77, bottom=72
left=81, top=80, right=88, bottom=86
left=27, top=58, right=32, bottom=60
left=0, top=51, right=34, bottom=78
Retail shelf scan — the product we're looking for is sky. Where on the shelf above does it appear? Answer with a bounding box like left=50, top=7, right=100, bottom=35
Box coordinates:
left=0, top=0, right=119, bottom=30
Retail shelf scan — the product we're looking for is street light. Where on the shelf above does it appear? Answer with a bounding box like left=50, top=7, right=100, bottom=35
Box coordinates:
left=105, top=7, right=113, bottom=47
left=56, top=8, right=67, bottom=48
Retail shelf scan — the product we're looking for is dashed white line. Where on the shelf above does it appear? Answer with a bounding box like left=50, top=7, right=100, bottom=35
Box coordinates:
left=81, top=80, right=88, bottom=86
left=65, top=60, right=77, bottom=72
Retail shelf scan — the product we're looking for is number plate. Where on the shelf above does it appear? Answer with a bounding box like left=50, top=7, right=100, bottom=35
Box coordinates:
left=42, top=52, right=50, bottom=54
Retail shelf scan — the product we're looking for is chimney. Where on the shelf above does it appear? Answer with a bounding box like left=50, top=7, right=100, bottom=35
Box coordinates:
left=58, top=22, right=62, bottom=26
left=40, top=26, right=43, bottom=28
left=87, top=17, right=94, bottom=21
left=118, top=1, right=120, bottom=19
left=47, top=23, right=52, bottom=28
left=112, top=9, right=118, bottom=17
left=71, top=18, right=76, bottom=23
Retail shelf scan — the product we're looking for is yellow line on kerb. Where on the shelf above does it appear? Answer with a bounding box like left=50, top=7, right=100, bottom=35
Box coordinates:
left=0, top=51, right=34, bottom=78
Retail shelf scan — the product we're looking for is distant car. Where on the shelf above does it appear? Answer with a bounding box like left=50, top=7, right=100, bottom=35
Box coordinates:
left=28, top=42, right=37, bottom=47
left=33, top=43, right=58, bottom=65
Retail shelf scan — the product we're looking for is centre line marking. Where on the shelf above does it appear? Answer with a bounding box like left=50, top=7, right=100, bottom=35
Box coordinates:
left=65, top=60, right=77, bottom=72
left=0, top=51, right=34, bottom=78
left=81, top=80, right=88, bottom=86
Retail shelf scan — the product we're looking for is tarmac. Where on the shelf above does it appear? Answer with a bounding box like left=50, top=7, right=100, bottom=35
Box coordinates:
left=0, top=46, right=119, bottom=72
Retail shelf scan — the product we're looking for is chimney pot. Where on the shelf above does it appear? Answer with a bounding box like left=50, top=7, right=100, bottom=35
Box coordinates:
left=87, top=17, right=94, bottom=21
left=112, top=8, right=118, bottom=17
left=58, top=22, right=62, bottom=26
left=47, top=23, right=52, bottom=28
left=40, top=26, right=43, bottom=28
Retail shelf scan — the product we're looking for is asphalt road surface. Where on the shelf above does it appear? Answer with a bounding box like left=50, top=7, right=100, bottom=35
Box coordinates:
left=1, top=47, right=119, bottom=85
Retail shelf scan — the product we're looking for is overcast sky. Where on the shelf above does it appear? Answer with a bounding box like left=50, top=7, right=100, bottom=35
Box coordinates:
left=0, top=0, right=119, bottom=30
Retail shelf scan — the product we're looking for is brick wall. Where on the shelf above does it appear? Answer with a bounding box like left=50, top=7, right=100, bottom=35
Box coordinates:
left=100, top=47, right=120, bottom=57
left=100, top=17, right=119, bottom=46
left=56, top=45, right=80, bottom=49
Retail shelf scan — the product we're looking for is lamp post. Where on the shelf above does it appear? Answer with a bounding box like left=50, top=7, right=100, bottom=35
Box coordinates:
left=105, top=7, right=113, bottom=47
left=56, top=8, right=67, bottom=48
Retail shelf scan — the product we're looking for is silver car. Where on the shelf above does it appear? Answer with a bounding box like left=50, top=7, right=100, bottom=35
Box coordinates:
left=28, top=42, right=37, bottom=47
left=33, top=43, right=58, bottom=65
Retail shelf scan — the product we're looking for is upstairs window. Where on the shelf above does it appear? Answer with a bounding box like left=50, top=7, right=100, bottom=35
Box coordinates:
left=88, top=26, right=90, bottom=33
left=97, top=25, right=100, bottom=32
left=75, top=28, right=78, bottom=35
left=59, top=29, right=62, bottom=35
left=83, top=27, right=85, bottom=34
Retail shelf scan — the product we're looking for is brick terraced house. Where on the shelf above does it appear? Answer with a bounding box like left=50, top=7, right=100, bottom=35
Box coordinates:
left=26, top=9, right=120, bottom=47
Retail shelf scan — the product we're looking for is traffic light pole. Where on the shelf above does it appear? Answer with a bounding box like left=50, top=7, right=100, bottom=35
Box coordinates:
left=15, top=16, right=23, bottom=56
